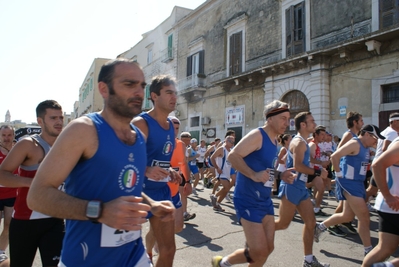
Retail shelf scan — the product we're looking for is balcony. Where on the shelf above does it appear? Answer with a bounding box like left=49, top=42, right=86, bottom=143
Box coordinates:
left=178, top=74, right=207, bottom=101
left=161, top=47, right=174, bottom=63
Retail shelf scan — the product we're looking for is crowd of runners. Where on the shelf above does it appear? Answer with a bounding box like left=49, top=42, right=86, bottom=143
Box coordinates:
left=0, top=58, right=398, bottom=267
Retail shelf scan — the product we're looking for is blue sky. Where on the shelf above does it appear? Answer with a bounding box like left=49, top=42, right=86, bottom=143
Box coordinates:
left=0, top=0, right=205, bottom=124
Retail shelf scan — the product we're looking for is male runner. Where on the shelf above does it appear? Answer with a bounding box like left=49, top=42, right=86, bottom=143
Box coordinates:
left=315, top=125, right=385, bottom=256
left=275, top=111, right=329, bottom=267
left=211, top=100, right=295, bottom=267
left=27, top=59, right=174, bottom=266
left=327, top=111, right=364, bottom=236
left=362, top=136, right=399, bottom=267
left=0, top=125, right=17, bottom=264
left=0, top=100, right=64, bottom=267
left=133, top=75, right=180, bottom=267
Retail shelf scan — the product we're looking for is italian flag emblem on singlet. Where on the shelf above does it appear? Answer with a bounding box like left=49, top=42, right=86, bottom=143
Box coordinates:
left=124, top=169, right=137, bottom=188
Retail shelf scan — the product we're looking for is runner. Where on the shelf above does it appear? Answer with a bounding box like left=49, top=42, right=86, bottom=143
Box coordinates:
left=315, top=124, right=385, bottom=257
left=0, top=100, right=64, bottom=267
left=211, top=100, right=295, bottom=267
left=275, top=111, right=330, bottom=267
left=27, top=59, right=174, bottom=266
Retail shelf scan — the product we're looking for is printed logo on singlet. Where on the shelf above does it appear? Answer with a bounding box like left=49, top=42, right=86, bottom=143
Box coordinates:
left=163, top=141, right=173, bottom=155
left=128, top=153, right=134, bottom=162
left=118, top=164, right=140, bottom=193
left=80, top=242, right=88, bottom=261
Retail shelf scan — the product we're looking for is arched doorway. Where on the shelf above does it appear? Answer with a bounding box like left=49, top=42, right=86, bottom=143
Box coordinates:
left=281, top=90, right=310, bottom=134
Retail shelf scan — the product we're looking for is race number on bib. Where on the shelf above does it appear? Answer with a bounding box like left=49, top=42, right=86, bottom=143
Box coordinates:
left=100, top=224, right=140, bottom=247
left=264, top=169, right=275, bottom=188
left=299, top=173, right=308, bottom=183
left=359, top=162, right=368, bottom=176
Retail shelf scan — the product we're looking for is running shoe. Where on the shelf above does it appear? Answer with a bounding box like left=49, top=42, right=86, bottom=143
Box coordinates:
left=213, top=204, right=225, bottom=212
left=192, top=187, right=198, bottom=195
left=314, top=209, right=328, bottom=217
left=371, top=263, right=390, bottom=267
left=0, top=254, right=7, bottom=263
left=327, top=226, right=346, bottom=237
left=303, top=256, right=330, bottom=267
left=225, top=194, right=233, bottom=203
left=367, top=203, right=375, bottom=212
left=211, top=256, right=223, bottom=267
left=210, top=194, right=217, bottom=207
left=183, top=212, right=196, bottom=221
left=314, top=223, right=324, bottom=243
left=340, top=222, right=357, bottom=234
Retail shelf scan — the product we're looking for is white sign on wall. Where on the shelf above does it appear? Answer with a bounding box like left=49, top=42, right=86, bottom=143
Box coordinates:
left=226, top=106, right=244, bottom=125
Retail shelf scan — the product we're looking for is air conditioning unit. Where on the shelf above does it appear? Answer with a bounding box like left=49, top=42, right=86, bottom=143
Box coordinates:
left=201, top=117, right=211, bottom=125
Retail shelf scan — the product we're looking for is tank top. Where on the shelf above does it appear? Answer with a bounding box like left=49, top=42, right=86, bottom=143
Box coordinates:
left=140, top=113, right=175, bottom=190
left=169, top=139, right=188, bottom=196
left=340, top=137, right=370, bottom=181
left=374, top=137, right=399, bottom=214
left=0, top=151, right=17, bottom=199
left=197, top=145, right=207, bottom=163
left=61, top=113, right=148, bottom=266
left=215, top=147, right=232, bottom=179
left=284, top=135, right=310, bottom=189
left=235, top=128, right=278, bottom=200
left=14, top=134, right=52, bottom=220
left=188, top=146, right=197, bottom=166
left=310, top=140, right=321, bottom=170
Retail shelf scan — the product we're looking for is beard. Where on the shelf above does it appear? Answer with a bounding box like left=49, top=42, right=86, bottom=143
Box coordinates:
left=108, top=94, right=143, bottom=119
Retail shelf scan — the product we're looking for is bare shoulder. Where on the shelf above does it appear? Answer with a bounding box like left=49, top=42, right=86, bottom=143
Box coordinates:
left=132, top=116, right=148, bottom=136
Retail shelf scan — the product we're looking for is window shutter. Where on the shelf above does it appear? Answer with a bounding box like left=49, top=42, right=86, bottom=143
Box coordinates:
left=229, top=34, right=234, bottom=75
left=168, top=34, right=173, bottom=58
left=199, top=50, right=205, bottom=75
left=186, top=56, right=192, bottom=77
left=286, top=6, right=294, bottom=57
left=380, top=0, right=399, bottom=28
left=294, top=1, right=306, bottom=55
left=230, top=32, right=242, bottom=75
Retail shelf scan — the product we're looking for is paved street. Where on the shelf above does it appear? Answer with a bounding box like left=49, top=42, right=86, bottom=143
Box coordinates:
left=27, top=182, right=398, bottom=266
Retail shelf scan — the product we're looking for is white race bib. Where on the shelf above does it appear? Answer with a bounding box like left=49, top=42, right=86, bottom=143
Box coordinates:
left=299, top=173, right=308, bottom=183
left=359, top=162, right=368, bottom=176
left=100, top=224, right=140, bottom=247
left=264, top=169, right=275, bottom=187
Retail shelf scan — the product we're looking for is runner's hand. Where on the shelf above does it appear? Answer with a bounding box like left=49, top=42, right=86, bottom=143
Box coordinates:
left=281, top=168, right=296, bottom=184
left=99, top=196, right=150, bottom=231
left=168, top=168, right=182, bottom=184
left=384, top=194, right=399, bottom=211
left=145, top=166, right=169, bottom=181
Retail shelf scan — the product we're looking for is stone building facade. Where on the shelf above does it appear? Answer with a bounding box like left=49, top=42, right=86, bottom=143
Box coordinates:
left=174, top=0, right=399, bottom=142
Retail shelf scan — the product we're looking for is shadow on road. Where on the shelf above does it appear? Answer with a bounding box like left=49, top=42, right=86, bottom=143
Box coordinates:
left=177, top=223, right=224, bottom=251
left=319, top=249, right=363, bottom=265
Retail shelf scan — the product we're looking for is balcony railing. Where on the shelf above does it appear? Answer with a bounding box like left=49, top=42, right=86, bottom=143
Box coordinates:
left=161, top=47, right=174, bottom=63
left=178, top=74, right=206, bottom=92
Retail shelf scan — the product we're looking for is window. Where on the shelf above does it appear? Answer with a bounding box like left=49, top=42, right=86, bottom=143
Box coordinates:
left=147, top=49, right=153, bottom=64
left=379, top=0, right=399, bottom=29
left=143, top=84, right=152, bottom=110
left=382, top=83, right=399, bottom=103
left=168, top=34, right=173, bottom=59
left=190, top=116, right=200, bottom=127
left=229, top=32, right=242, bottom=75
left=286, top=1, right=305, bottom=57
left=186, top=50, right=205, bottom=77
left=224, top=13, right=247, bottom=76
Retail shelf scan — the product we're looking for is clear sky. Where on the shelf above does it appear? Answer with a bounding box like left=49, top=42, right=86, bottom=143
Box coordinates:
left=0, top=0, right=205, bottom=124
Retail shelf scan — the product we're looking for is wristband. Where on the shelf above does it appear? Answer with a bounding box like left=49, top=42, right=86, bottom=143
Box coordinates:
left=335, top=171, right=343, bottom=178
left=314, top=169, right=321, bottom=177
left=179, top=178, right=186, bottom=187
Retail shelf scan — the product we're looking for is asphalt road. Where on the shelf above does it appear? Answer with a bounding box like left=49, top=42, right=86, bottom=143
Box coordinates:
left=25, top=183, right=398, bottom=266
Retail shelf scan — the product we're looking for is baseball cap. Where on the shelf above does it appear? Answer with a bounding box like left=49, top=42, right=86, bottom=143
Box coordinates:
left=361, top=124, right=385, bottom=140
left=180, top=132, right=191, bottom=138
left=190, top=138, right=198, bottom=144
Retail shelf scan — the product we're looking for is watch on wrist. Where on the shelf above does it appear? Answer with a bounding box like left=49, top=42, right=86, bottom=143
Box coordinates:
left=314, top=169, right=321, bottom=177
left=86, top=200, right=103, bottom=223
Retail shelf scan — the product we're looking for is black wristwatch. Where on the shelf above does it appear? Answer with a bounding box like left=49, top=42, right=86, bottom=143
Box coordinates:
left=86, top=200, right=103, bottom=223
